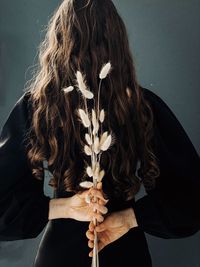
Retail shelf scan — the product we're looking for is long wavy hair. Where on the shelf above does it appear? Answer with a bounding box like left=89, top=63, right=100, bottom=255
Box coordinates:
left=24, top=0, right=160, bottom=201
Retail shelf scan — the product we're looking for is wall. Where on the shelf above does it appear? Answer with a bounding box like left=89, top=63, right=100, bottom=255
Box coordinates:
left=0, top=1, right=199, bottom=266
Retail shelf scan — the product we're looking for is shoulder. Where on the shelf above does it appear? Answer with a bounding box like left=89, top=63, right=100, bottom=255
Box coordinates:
left=6, top=90, right=31, bottom=116
left=1, top=91, right=32, bottom=133
left=140, top=86, right=179, bottom=125
left=15, top=90, right=32, bottom=110
left=141, top=86, right=170, bottom=111
left=17, top=90, right=33, bottom=114
left=140, top=87, right=199, bottom=155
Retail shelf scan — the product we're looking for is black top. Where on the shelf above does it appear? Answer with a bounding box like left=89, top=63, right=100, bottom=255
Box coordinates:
left=0, top=87, right=200, bottom=266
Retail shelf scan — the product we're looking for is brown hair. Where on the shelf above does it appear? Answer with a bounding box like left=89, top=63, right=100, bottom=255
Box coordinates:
left=25, top=0, right=160, bottom=201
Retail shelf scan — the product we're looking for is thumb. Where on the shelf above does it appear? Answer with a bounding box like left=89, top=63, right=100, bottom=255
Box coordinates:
left=95, top=222, right=107, bottom=232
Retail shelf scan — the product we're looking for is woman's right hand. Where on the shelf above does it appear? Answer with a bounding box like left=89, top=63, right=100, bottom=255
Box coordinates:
left=86, top=208, right=138, bottom=256
left=48, top=182, right=109, bottom=223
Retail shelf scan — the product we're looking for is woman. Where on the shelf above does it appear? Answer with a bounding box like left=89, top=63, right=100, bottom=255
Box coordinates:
left=0, top=0, right=199, bottom=266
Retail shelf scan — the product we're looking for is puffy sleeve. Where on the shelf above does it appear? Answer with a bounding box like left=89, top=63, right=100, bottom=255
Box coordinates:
left=132, top=88, right=200, bottom=239
left=0, top=92, right=51, bottom=241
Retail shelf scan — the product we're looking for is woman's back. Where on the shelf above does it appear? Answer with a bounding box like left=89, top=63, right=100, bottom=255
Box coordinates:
left=0, top=1, right=200, bottom=266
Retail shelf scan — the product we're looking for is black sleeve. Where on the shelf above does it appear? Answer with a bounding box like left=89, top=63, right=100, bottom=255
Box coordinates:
left=0, top=92, right=51, bottom=241
left=132, top=88, right=200, bottom=239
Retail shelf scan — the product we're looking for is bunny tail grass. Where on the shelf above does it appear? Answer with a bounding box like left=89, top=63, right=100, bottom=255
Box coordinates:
left=62, top=86, right=74, bottom=93
left=78, top=109, right=91, bottom=128
left=99, top=62, right=111, bottom=79
left=79, top=181, right=94, bottom=189
left=68, top=62, right=113, bottom=267
left=76, top=71, right=94, bottom=99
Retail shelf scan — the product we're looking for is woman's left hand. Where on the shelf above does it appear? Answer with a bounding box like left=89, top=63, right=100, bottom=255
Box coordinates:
left=68, top=182, right=109, bottom=222
left=86, top=207, right=138, bottom=257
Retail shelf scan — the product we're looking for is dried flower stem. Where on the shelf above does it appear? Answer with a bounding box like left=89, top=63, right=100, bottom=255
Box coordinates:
left=62, top=62, right=112, bottom=267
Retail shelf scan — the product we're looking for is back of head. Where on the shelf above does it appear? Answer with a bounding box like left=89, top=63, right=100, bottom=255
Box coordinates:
left=33, top=0, right=138, bottom=103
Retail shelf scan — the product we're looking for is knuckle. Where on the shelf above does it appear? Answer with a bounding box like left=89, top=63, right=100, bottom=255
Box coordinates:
left=98, top=205, right=107, bottom=214
left=89, top=242, right=93, bottom=248
left=102, top=207, right=108, bottom=214
left=89, top=189, right=94, bottom=196
left=89, top=226, right=93, bottom=231
left=89, top=233, right=93, bottom=239
left=98, top=215, right=104, bottom=222
left=91, top=189, right=96, bottom=195
left=98, top=199, right=104, bottom=205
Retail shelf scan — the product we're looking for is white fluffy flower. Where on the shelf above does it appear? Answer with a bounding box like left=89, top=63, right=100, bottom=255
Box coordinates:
left=85, top=133, right=92, bottom=145
left=79, top=181, right=94, bottom=189
left=78, top=109, right=91, bottom=128
left=62, top=86, right=74, bottom=93
left=86, top=166, right=93, bottom=177
left=84, top=145, right=92, bottom=156
left=76, top=71, right=94, bottom=99
left=99, top=109, right=105, bottom=123
left=99, top=62, right=111, bottom=79
left=100, top=133, right=112, bottom=151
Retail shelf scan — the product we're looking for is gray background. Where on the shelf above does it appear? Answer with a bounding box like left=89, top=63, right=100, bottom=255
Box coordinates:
left=0, top=0, right=199, bottom=266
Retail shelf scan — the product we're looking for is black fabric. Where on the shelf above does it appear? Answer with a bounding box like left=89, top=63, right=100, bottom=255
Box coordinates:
left=0, top=88, right=199, bottom=267
left=133, top=88, right=200, bottom=239
left=0, top=93, right=51, bottom=241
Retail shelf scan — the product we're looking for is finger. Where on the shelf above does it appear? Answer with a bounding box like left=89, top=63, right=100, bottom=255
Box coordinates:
left=86, top=230, right=95, bottom=240
left=87, top=191, right=109, bottom=206
left=89, top=189, right=108, bottom=202
left=97, top=187, right=109, bottom=201
left=89, top=249, right=94, bottom=257
left=89, top=221, right=95, bottom=232
left=78, top=189, right=91, bottom=199
left=95, top=186, right=109, bottom=202
left=98, top=199, right=106, bottom=205
left=89, top=250, right=93, bottom=257
left=89, top=241, right=105, bottom=257
left=92, top=212, right=104, bottom=223
left=96, top=197, right=109, bottom=207
left=90, top=202, right=108, bottom=214
left=78, top=187, right=109, bottom=203
left=88, top=240, right=94, bottom=248
left=91, top=197, right=108, bottom=206
left=95, top=223, right=106, bottom=232
left=96, top=182, right=108, bottom=200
